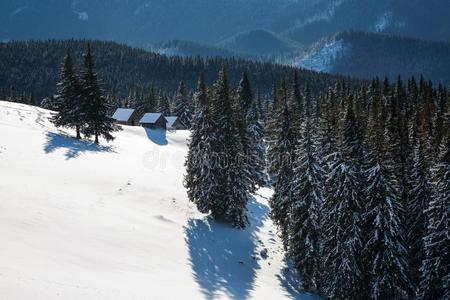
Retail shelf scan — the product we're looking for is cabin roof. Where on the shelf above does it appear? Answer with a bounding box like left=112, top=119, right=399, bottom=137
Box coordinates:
left=140, top=113, right=165, bottom=124
left=112, top=108, right=135, bottom=122
left=165, top=116, right=182, bottom=127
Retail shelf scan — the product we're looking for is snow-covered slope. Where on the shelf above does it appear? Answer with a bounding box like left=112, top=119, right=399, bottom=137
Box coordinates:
left=0, top=101, right=311, bottom=300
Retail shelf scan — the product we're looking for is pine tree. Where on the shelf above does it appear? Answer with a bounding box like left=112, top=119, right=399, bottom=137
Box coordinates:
left=364, top=91, right=412, bottom=299
left=418, top=133, right=450, bottom=300
left=80, top=44, right=120, bottom=144
left=265, top=84, right=281, bottom=178
left=407, top=112, right=433, bottom=289
left=184, top=73, right=217, bottom=214
left=235, top=72, right=266, bottom=192
left=288, top=89, right=324, bottom=291
left=51, top=50, right=83, bottom=139
left=208, top=68, right=249, bottom=228
left=237, top=70, right=253, bottom=115
left=246, top=96, right=267, bottom=187
left=322, top=95, right=367, bottom=299
left=156, top=89, right=171, bottom=116
left=269, top=81, right=296, bottom=248
left=174, top=81, right=192, bottom=128
left=288, top=71, right=303, bottom=139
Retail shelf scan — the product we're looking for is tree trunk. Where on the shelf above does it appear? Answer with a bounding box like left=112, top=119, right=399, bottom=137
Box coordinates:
left=95, top=134, right=99, bottom=144
left=76, top=125, right=81, bottom=139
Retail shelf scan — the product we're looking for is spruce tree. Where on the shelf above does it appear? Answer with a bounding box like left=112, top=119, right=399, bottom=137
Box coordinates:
left=265, top=84, right=281, bottom=178
left=156, top=89, right=171, bottom=116
left=184, top=73, right=217, bottom=214
left=246, top=96, right=267, bottom=188
left=209, top=68, right=249, bottom=228
left=407, top=112, right=433, bottom=289
left=288, top=89, right=324, bottom=291
left=51, top=50, right=83, bottom=139
left=237, top=70, right=253, bottom=115
left=322, top=95, right=367, bottom=299
left=235, top=72, right=266, bottom=192
left=418, top=133, right=450, bottom=300
left=364, top=91, right=412, bottom=299
left=174, top=81, right=192, bottom=128
left=269, top=82, right=296, bottom=248
left=80, top=44, right=120, bottom=144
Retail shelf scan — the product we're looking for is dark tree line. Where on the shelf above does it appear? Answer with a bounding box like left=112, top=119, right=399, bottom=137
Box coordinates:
left=51, top=45, right=119, bottom=143
left=0, top=39, right=355, bottom=102
left=267, top=75, right=449, bottom=299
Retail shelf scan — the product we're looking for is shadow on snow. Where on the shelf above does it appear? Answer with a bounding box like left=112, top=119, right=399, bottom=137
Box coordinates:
left=184, top=197, right=270, bottom=300
left=44, top=132, right=115, bottom=159
left=276, top=259, right=317, bottom=300
left=144, top=128, right=168, bottom=146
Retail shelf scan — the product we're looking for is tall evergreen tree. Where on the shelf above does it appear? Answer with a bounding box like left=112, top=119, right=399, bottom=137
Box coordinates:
left=288, top=89, right=324, bottom=291
left=208, top=68, right=249, bottom=228
left=51, top=50, right=83, bottom=139
left=269, top=81, right=296, bottom=248
left=322, top=95, right=367, bottom=299
left=364, top=90, right=412, bottom=299
left=185, top=73, right=217, bottom=214
left=235, top=72, right=266, bottom=191
left=407, top=112, right=433, bottom=290
left=418, top=133, right=450, bottom=300
left=246, top=95, right=267, bottom=187
left=174, top=81, right=192, bottom=128
left=156, top=89, right=171, bottom=116
left=80, top=44, right=120, bottom=144
left=237, top=70, right=253, bottom=115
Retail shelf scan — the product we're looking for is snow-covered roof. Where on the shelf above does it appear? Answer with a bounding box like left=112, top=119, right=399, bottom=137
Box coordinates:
left=112, top=108, right=135, bottom=122
left=165, top=116, right=180, bottom=127
left=140, top=113, right=165, bottom=124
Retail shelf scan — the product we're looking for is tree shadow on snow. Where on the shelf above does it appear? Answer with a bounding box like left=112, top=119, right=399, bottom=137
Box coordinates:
left=44, top=132, right=115, bottom=159
left=184, top=197, right=270, bottom=300
left=144, top=128, right=168, bottom=146
left=276, top=259, right=317, bottom=300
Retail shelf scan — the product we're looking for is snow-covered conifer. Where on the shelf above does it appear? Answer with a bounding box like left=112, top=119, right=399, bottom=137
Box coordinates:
left=80, top=44, right=120, bottom=143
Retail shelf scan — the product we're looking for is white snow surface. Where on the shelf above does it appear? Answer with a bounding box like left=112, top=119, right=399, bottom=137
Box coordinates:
left=0, top=101, right=311, bottom=300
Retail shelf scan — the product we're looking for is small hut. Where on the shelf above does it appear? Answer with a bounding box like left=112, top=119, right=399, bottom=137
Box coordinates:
left=140, top=113, right=167, bottom=130
left=112, top=108, right=140, bottom=126
left=165, top=116, right=187, bottom=131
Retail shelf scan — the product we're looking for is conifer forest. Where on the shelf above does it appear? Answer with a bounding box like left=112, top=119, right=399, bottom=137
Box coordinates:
left=1, top=2, right=449, bottom=298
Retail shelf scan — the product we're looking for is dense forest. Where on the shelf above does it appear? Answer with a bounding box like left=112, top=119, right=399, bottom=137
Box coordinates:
left=185, top=69, right=450, bottom=299
left=3, top=40, right=449, bottom=299
left=0, top=40, right=352, bottom=103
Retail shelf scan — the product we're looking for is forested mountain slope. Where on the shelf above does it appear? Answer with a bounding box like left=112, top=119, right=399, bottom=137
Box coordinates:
left=284, top=31, right=450, bottom=84
left=0, top=39, right=351, bottom=100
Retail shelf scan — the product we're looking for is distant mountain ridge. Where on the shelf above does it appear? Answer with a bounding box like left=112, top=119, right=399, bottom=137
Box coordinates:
left=282, top=31, right=450, bottom=84
left=2, top=0, right=450, bottom=46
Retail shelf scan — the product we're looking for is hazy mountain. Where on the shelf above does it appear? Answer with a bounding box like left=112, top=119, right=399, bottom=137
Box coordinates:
left=217, top=29, right=302, bottom=56
left=4, top=0, right=449, bottom=47
left=283, top=31, right=450, bottom=84
left=0, top=0, right=319, bottom=44
left=149, top=40, right=249, bottom=59
left=284, top=0, right=450, bottom=45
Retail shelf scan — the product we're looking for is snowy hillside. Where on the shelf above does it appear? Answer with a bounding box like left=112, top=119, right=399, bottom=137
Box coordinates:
left=0, top=101, right=311, bottom=300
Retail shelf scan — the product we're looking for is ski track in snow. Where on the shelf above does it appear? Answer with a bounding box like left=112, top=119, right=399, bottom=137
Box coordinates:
left=0, top=101, right=312, bottom=300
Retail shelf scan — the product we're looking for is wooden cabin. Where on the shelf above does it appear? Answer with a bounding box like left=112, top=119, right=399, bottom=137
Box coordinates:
left=165, top=116, right=187, bottom=131
left=112, top=108, right=140, bottom=126
left=140, top=113, right=167, bottom=130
